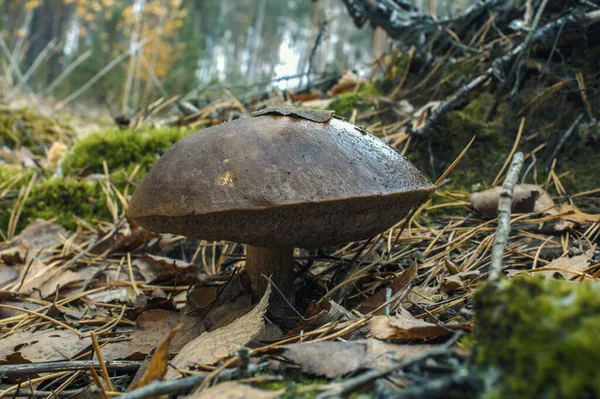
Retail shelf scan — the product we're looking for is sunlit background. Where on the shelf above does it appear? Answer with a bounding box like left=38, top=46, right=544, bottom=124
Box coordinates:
left=1, top=0, right=477, bottom=114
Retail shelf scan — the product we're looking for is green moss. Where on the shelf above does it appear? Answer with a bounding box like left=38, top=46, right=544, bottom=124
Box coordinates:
left=0, top=165, right=33, bottom=188
left=406, top=92, right=509, bottom=189
left=258, top=373, right=329, bottom=398
left=328, top=84, right=380, bottom=118
left=474, top=278, right=600, bottom=399
left=0, top=177, right=111, bottom=232
left=61, top=126, right=191, bottom=176
left=0, top=108, right=74, bottom=154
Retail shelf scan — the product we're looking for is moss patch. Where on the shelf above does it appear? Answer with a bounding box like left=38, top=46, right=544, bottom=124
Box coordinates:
left=0, top=164, right=33, bottom=189
left=475, top=277, right=600, bottom=398
left=258, top=373, right=329, bottom=398
left=0, top=108, right=74, bottom=154
left=0, top=177, right=111, bottom=232
left=61, top=126, right=191, bottom=177
left=328, top=84, right=381, bottom=118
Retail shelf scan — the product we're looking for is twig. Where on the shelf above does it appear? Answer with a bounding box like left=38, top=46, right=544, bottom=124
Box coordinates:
left=0, top=389, right=82, bottom=398
left=91, top=331, right=114, bottom=392
left=545, top=113, right=586, bottom=169
left=489, top=152, right=524, bottom=281
left=118, top=362, right=268, bottom=399
left=409, top=73, right=490, bottom=135
left=508, top=0, right=550, bottom=97
left=307, top=17, right=328, bottom=87
left=0, top=360, right=141, bottom=377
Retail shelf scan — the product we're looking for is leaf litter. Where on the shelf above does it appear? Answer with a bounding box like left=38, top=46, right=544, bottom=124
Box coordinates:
left=2, top=25, right=600, bottom=395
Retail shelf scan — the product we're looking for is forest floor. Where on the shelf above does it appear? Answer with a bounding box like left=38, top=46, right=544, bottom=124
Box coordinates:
left=1, top=2, right=600, bottom=398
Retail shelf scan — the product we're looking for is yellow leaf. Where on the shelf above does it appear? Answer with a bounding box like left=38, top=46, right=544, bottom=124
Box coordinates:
left=130, top=324, right=182, bottom=389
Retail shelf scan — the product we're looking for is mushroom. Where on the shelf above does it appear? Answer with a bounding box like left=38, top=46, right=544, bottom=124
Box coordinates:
left=128, top=106, right=435, bottom=319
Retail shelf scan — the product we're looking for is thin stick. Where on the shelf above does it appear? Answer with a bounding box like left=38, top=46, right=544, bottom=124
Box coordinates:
left=492, top=117, right=525, bottom=186
left=119, top=363, right=268, bottom=399
left=91, top=332, right=115, bottom=392
left=489, top=152, right=524, bottom=281
left=0, top=360, right=141, bottom=376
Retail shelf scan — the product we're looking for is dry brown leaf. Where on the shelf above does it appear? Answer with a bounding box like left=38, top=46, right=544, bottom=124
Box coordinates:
left=328, top=71, right=363, bottom=95
left=185, top=381, right=283, bottom=399
left=283, top=339, right=435, bottom=378
left=87, top=287, right=134, bottom=304
left=471, top=184, right=556, bottom=217
left=133, top=254, right=200, bottom=284
left=90, top=219, right=156, bottom=255
left=165, top=285, right=271, bottom=379
left=19, top=264, right=99, bottom=299
left=538, top=246, right=596, bottom=279
left=0, top=329, right=91, bottom=363
left=290, top=300, right=355, bottom=335
left=0, top=300, right=42, bottom=319
left=0, top=265, right=18, bottom=289
left=16, top=219, right=66, bottom=259
left=368, top=309, right=468, bottom=340
left=102, top=309, right=204, bottom=360
left=404, top=286, right=446, bottom=308
left=356, top=262, right=417, bottom=315
left=130, top=325, right=182, bottom=390
left=555, top=203, right=600, bottom=230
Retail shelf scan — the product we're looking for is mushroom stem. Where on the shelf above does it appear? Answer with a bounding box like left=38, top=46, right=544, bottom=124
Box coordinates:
left=245, top=245, right=295, bottom=315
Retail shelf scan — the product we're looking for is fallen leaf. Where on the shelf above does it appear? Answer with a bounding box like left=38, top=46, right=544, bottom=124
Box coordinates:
left=101, top=309, right=204, bottom=361
left=328, top=71, right=363, bottom=95
left=87, top=287, right=133, bottom=304
left=130, top=325, right=182, bottom=389
left=290, top=300, right=355, bottom=336
left=133, top=254, right=200, bottom=284
left=368, top=308, right=469, bottom=340
left=185, top=381, right=283, bottom=399
left=555, top=203, right=600, bottom=231
left=0, top=300, right=42, bottom=319
left=90, top=219, right=156, bottom=255
left=404, top=286, right=446, bottom=308
left=0, top=329, right=91, bottom=363
left=0, top=265, right=18, bottom=288
left=165, top=285, right=271, bottom=379
left=538, top=246, right=596, bottom=279
left=16, top=219, right=67, bottom=259
left=19, top=263, right=99, bottom=299
left=471, top=184, right=556, bottom=218
left=283, top=339, right=435, bottom=378
left=357, top=262, right=417, bottom=315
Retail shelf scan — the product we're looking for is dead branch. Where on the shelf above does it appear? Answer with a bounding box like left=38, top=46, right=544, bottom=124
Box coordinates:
left=489, top=151, right=524, bottom=281
left=0, top=360, right=141, bottom=377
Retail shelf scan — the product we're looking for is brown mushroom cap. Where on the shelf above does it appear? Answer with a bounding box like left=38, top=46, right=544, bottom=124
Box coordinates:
left=128, top=109, right=435, bottom=247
